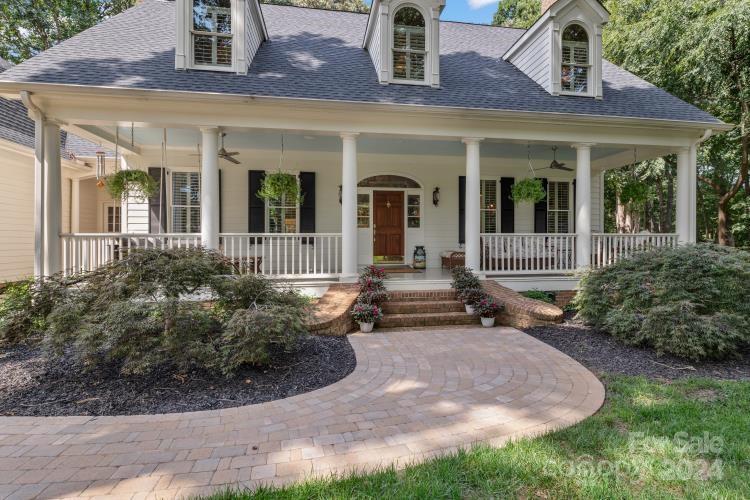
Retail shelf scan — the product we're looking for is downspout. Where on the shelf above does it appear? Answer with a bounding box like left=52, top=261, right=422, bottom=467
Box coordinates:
left=20, top=91, right=45, bottom=279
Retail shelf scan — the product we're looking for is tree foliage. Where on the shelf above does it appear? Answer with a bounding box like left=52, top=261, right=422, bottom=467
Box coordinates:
left=0, top=0, right=136, bottom=63
left=492, top=0, right=540, bottom=29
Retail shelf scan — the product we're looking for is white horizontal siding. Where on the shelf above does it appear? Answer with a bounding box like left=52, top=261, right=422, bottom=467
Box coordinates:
left=245, top=0, right=264, bottom=66
left=367, top=14, right=382, bottom=79
left=508, top=24, right=551, bottom=92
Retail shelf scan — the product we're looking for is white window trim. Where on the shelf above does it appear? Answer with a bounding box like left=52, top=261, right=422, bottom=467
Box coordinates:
left=387, top=2, right=438, bottom=87
left=168, top=169, right=202, bottom=234
left=546, top=180, right=573, bottom=234
left=176, top=0, right=246, bottom=74
left=559, top=23, right=592, bottom=96
left=264, top=173, right=301, bottom=234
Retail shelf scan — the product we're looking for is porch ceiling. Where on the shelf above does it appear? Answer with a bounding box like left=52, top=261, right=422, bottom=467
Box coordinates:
left=92, top=126, right=657, bottom=165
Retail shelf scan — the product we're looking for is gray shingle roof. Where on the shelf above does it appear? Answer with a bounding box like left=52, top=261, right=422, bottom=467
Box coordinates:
left=0, top=0, right=722, bottom=125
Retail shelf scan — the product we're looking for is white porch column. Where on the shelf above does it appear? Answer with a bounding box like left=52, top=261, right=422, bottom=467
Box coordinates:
left=688, top=144, right=698, bottom=243
left=675, top=147, right=692, bottom=244
left=71, top=178, right=81, bottom=233
left=32, top=114, right=46, bottom=279
left=463, top=138, right=483, bottom=273
left=341, top=132, right=359, bottom=279
left=200, top=127, right=220, bottom=250
left=43, top=122, right=62, bottom=276
left=573, top=143, right=593, bottom=269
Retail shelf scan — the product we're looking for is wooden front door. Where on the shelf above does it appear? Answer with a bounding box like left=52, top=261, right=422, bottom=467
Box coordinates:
left=373, top=191, right=404, bottom=263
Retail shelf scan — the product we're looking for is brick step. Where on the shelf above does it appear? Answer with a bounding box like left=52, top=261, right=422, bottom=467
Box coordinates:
left=381, top=300, right=465, bottom=314
left=386, top=290, right=457, bottom=302
left=378, top=312, right=479, bottom=328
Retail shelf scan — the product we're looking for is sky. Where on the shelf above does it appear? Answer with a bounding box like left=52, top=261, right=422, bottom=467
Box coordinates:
left=440, top=0, right=499, bottom=24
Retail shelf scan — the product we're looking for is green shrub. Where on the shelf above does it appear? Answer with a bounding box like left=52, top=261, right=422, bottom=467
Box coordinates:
left=522, top=289, right=555, bottom=304
left=221, top=305, right=308, bottom=375
left=4, top=247, right=311, bottom=376
left=575, top=244, right=750, bottom=361
left=451, top=266, right=480, bottom=292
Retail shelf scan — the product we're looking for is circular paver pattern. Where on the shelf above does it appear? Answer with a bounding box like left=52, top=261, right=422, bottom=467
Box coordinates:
left=0, top=327, right=604, bottom=499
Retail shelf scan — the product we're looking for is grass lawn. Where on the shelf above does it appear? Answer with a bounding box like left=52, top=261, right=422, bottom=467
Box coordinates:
left=208, top=376, right=750, bottom=499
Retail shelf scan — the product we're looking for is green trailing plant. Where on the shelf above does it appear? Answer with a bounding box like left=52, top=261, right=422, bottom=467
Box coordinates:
left=511, top=178, right=546, bottom=204
left=575, top=244, right=750, bottom=361
left=105, top=170, right=158, bottom=199
left=257, top=171, right=303, bottom=205
left=522, top=289, right=555, bottom=304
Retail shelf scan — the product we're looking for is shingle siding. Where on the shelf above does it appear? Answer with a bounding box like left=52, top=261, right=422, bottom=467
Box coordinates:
left=508, top=23, right=551, bottom=93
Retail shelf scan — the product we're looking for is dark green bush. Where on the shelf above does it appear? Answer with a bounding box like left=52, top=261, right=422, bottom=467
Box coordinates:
left=221, top=304, right=308, bottom=375
left=575, top=244, right=750, bottom=361
left=1, top=248, right=310, bottom=376
left=522, top=289, right=555, bottom=304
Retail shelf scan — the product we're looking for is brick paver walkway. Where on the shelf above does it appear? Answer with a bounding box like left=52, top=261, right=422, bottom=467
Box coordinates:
left=0, top=328, right=604, bottom=499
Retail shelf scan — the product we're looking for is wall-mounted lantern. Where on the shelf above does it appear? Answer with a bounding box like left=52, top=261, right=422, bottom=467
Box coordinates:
left=338, top=185, right=342, bottom=205
left=432, top=187, right=440, bottom=207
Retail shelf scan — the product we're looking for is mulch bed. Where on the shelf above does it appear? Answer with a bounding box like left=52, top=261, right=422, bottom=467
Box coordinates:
left=0, top=335, right=356, bottom=417
left=524, top=314, right=750, bottom=381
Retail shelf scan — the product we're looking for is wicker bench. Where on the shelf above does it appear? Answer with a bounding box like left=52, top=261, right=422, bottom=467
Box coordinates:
left=441, top=251, right=466, bottom=269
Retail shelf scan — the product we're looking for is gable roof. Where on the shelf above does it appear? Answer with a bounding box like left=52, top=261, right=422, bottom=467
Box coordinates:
left=0, top=0, right=722, bottom=126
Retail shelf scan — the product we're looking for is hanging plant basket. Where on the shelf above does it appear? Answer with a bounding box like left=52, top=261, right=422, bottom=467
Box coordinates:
left=511, top=178, right=546, bottom=204
left=105, top=170, right=158, bottom=199
left=257, top=171, right=303, bottom=204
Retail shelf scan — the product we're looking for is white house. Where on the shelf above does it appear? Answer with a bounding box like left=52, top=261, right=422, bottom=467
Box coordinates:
left=0, top=58, right=117, bottom=282
left=0, top=0, right=730, bottom=290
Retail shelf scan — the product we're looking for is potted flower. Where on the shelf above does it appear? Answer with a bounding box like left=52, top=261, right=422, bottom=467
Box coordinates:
left=474, top=297, right=501, bottom=327
left=358, top=289, right=389, bottom=305
left=351, top=302, right=383, bottom=333
left=451, top=266, right=481, bottom=295
left=360, top=265, right=387, bottom=280
left=457, top=288, right=485, bottom=314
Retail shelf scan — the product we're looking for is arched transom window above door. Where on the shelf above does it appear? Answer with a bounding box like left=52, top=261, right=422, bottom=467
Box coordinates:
left=358, top=175, right=422, bottom=189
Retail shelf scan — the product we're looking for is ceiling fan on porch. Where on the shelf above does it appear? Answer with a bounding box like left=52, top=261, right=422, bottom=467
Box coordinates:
left=218, top=132, right=241, bottom=164
left=535, top=146, right=574, bottom=172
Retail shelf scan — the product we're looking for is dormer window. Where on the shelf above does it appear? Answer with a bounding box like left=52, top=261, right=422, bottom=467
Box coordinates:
left=392, top=6, right=426, bottom=82
left=192, top=0, right=233, bottom=67
left=561, top=24, right=590, bottom=94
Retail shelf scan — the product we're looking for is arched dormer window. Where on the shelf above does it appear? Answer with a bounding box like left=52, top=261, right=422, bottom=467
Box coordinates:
left=192, top=0, right=233, bottom=67
left=392, top=6, right=426, bottom=82
left=561, top=24, right=590, bottom=94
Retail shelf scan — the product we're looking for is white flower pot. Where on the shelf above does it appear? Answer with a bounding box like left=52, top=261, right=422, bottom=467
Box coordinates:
left=359, top=322, right=374, bottom=333
left=481, top=317, right=495, bottom=328
left=465, top=304, right=475, bottom=315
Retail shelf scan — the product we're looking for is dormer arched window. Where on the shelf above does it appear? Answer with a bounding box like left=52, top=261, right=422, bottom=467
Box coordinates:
left=192, top=0, right=233, bottom=68
left=392, top=6, right=426, bottom=82
left=561, top=23, right=590, bottom=94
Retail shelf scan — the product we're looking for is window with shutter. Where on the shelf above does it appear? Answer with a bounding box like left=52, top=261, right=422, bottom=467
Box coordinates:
left=192, top=0, right=233, bottom=67
left=268, top=195, right=298, bottom=234
left=480, top=179, right=498, bottom=233
left=392, top=7, right=426, bottom=82
left=561, top=24, right=589, bottom=94
left=172, top=172, right=201, bottom=233
left=547, top=181, right=571, bottom=233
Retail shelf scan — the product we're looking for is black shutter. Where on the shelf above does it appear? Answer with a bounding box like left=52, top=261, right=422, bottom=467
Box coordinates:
left=458, top=176, right=466, bottom=245
left=218, top=169, right=223, bottom=233
left=248, top=170, right=265, bottom=233
left=500, top=177, right=515, bottom=233
left=534, top=178, right=548, bottom=233
left=148, top=167, right=167, bottom=233
left=299, top=172, right=315, bottom=234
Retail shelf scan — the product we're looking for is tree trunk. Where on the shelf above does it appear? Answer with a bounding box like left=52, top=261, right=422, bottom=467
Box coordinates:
left=717, top=198, right=734, bottom=246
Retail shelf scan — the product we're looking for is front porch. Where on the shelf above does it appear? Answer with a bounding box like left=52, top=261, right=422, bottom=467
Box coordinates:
left=29, top=118, right=698, bottom=288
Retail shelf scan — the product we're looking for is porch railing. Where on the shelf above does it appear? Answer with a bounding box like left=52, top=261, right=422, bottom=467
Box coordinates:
left=220, top=233, right=341, bottom=278
left=60, top=233, right=342, bottom=278
left=591, top=233, right=678, bottom=268
left=61, top=233, right=201, bottom=275
left=480, top=233, right=577, bottom=274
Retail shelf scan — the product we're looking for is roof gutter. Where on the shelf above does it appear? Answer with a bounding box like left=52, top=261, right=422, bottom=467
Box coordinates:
left=1, top=81, right=734, bottom=133
left=20, top=90, right=43, bottom=121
